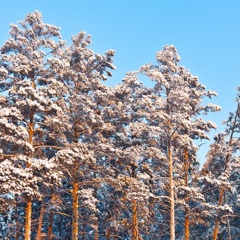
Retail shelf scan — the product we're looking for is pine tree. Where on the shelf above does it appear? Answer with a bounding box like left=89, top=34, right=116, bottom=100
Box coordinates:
left=139, top=45, right=220, bottom=239
left=0, top=11, right=65, bottom=239
left=99, top=72, right=156, bottom=239
left=200, top=87, right=240, bottom=239
left=50, top=31, right=115, bottom=239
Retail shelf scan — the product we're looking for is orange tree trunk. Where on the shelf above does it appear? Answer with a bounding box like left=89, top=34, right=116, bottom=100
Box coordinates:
left=132, top=199, right=138, bottom=240
left=24, top=195, right=32, bottom=240
left=213, top=188, right=224, bottom=240
left=48, top=210, right=53, bottom=240
left=184, top=148, right=190, bottom=240
left=168, top=145, right=175, bottom=240
left=25, top=121, right=34, bottom=240
left=25, top=104, right=34, bottom=239
left=72, top=180, right=79, bottom=240
left=36, top=200, right=45, bottom=240
left=94, top=216, right=99, bottom=240
left=94, top=227, right=99, bottom=240
left=213, top=219, right=220, bottom=240
left=130, top=164, right=139, bottom=240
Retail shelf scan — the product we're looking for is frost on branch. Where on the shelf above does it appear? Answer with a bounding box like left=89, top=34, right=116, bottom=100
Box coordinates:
left=78, top=188, right=99, bottom=212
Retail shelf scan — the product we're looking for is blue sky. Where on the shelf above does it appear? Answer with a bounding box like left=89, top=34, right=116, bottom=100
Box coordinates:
left=0, top=1, right=239, bottom=163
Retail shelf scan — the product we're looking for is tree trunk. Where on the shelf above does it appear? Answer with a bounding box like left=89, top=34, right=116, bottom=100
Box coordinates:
left=213, top=219, right=220, bottom=240
left=48, top=210, right=53, bottom=240
left=168, top=144, right=175, bottom=240
left=227, top=218, right=232, bottom=240
left=57, top=214, right=62, bottom=239
left=36, top=200, right=45, bottom=240
left=15, top=195, right=20, bottom=240
left=25, top=97, right=34, bottom=240
left=94, top=225, right=99, bottom=240
left=47, top=189, right=54, bottom=240
left=72, top=179, right=79, bottom=240
left=184, top=148, right=190, bottom=240
left=132, top=199, right=138, bottom=240
left=106, top=229, right=111, bottom=240
left=130, top=164, right=138, bottom=240
left=94, top=215, right=99, bottom=240
left=213, top=188, right=224, bottom=240
left=24, top=195, right=32, bottom=240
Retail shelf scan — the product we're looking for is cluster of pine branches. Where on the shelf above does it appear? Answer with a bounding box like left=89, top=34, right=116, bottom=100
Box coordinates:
left=0, top=11, right=239, bottom=240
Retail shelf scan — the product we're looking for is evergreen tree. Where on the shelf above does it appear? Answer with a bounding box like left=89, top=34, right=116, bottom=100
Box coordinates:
left=200, top=87, right=240, bottom=239
left=51, top=31, right=115, bottom=239
left=0, top=11, right=65, bottom=239
left=139, top=45, right=220, bottom=239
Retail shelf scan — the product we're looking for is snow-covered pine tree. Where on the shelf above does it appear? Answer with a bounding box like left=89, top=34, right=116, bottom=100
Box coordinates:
left=139, top=45, right=220, bottom=240
left=50, top=31, right=116, bottom=240
left=199, top=86, right=240, bottom=239
left=0, top=11, right=66, bottom=239
left=98, top=72, right=156, bottom=239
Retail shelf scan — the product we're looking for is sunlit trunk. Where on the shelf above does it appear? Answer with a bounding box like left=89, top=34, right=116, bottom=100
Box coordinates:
left=25, top=120, right=34, bottom=240
left=132, top=199, right=138, bottom=240
left=166, top=89, right=175, bottom=240
left=213, top=188, right=224, bottom=240
left=184, top=148, right=190, bottom=240
left=130, top=164, right=139, bottom=240
left=24, top=195, right=32, bottom=240
left=72, top=179, right=79, bottom=240
left=36, top=200, right=45, bottom=240
left=169, top=152, right=175, bottom=240
left=168, top=142, right=175, bottom=240
left=25, top=82, right=35, bottom=239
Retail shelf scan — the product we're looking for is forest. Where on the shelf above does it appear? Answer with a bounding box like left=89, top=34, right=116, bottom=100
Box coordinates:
left=0, top=11, right=239, bottom=240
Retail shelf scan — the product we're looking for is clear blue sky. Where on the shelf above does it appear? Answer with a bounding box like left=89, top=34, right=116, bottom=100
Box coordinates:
left=0, top=1, right=239, bottom=163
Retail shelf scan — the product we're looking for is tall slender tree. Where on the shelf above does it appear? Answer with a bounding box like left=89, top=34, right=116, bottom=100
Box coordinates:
left=139, top=45, right=220, bottom=239
left=199, top=87, right=240, bottom=239
left=0, top=11, right=65, bottom=239
left=50, top=31, right=116, bottom=239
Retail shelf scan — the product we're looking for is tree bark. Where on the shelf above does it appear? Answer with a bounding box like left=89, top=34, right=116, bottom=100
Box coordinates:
left=15, top=195, right=20, bottom=240
left=47, top=189, right=54, bottom=240
left=213, top=188, right=224, bottom=240
left=72, top=179, right=79, bottom=240
left=213, top=219, right=220, bottom=240
left=94, top=214, right=99, bottom=240
left=106, top=229, right=111, bottom=240
left=94, top=224, right=99, bottom=240
left=130, top=164, right=139, bottom=240
left=24, top=195, right=32, bottom=240
left=36, top=200, right=45, bottom=240
left=184, top=148, right=190, bottom=240
left=25, top=91, right=35, bottom=239
left=132, top=199, right=138, bottom=240
left=168, top=144, right=175, bottom=240
left=48, top=210, right=53, bottom=240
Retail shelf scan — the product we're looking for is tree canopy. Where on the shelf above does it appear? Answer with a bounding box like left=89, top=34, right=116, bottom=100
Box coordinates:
left=0, top=11, right=239, bottom=240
